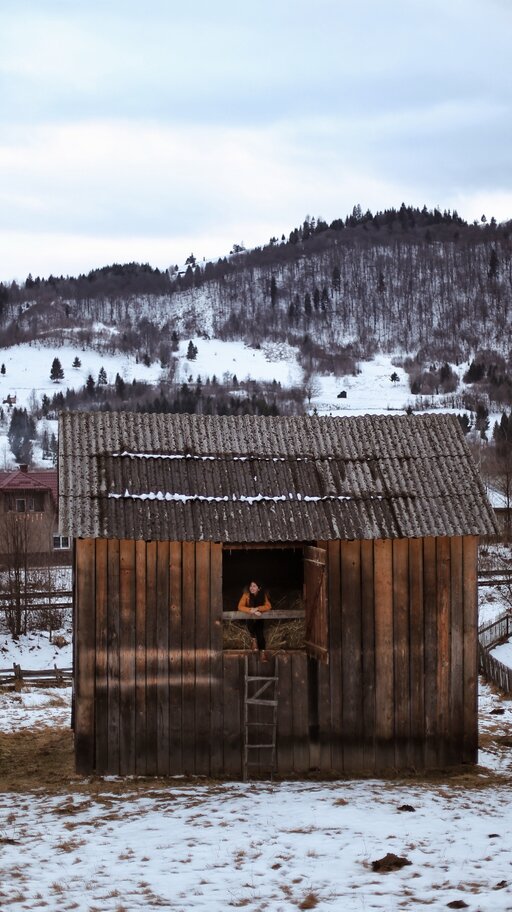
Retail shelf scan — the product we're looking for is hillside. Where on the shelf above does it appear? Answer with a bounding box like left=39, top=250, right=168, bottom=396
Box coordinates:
left=2, top=205, right=511, bottom=362
left=0, top=204, right=511, bottom=473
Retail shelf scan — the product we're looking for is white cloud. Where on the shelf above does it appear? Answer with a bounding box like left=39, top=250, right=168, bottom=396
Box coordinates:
left=1, top=0, right=512, bottom=278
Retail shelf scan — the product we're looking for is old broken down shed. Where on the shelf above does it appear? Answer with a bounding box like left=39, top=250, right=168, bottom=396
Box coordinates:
left=59, top=411, right=497, bottom=777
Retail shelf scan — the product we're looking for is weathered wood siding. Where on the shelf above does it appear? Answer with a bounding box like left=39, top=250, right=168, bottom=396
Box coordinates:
left=320, top=535, right=478, bottom=772
left=75, top=538, right=223, bottom=775
left=74, top=535, right=478, bottom=776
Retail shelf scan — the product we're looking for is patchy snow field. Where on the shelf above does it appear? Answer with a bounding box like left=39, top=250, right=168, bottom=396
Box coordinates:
left=0, top=563, right=511, bottom=911
left=178, top=338, right=303, bottom=387
left=0, top=341, right=163, bottom=410
left=0, top=342, right=164, bottom=467
left=1, top=675, right=512, bottom=911
left=315, top=354, right=413, bottom=416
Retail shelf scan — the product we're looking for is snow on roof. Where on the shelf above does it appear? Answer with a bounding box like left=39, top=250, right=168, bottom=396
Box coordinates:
left=58, top=411, right=498, bottom=543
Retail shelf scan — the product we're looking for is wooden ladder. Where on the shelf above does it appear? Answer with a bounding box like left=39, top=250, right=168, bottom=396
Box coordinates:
left=243, top=655, right=279, bottom=781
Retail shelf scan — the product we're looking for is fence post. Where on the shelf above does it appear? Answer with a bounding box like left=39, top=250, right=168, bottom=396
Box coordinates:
left=13, top=662, right=22, bottom=691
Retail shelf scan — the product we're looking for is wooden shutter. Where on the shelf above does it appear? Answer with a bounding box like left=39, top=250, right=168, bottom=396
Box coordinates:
left=304, top=545, right=328, bottom=663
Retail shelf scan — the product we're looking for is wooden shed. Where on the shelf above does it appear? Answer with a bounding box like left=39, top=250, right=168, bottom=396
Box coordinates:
left=58, top=411, right=497, bottom=777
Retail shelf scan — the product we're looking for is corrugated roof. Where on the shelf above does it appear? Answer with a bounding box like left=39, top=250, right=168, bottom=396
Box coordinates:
left=58, top=412, right=498, bottom=542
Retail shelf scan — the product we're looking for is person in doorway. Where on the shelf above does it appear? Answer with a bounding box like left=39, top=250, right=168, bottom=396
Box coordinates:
left=238, top=580, right=272, bottom=660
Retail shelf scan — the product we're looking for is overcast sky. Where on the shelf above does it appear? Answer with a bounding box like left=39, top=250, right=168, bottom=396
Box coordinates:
left=1, top=0, right=511, bottom=282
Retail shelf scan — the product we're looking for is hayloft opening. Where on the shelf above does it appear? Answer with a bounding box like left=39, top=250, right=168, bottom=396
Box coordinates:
left=222, top=545, right=310, bottom=653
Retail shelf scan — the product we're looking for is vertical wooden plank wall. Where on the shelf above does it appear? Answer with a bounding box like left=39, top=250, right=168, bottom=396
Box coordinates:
left=436, top=536, right=451, bottom=766
left=423, top=537, right=438, bottom=768
left=94, top=539, right=109, bottom=772
left=360, top=540, right=376, bottom=771
left=341, top=540, right=364, bottom=770
left=323, top=535, right=479, bottom=774
left=408, top=538, right=424, bottom=770
left=462, top=536, right=478, bottom=763
left=449, top=537, right=464, bottom=764
left=209, top=542, right=224, bottom=776
left=156, top=540, right=170, bottom=774
left=74, top=534, right=480, bottom=777
left=374, top=539, right=395, bottom=769
left=119, top=540, right=136, bottom=774
left=75, top=539, right=225, bottom=776
left=168, top=541, right=183, bottom=774
left=75, top=539, right=95, bottom=773
left=134, top=540, right=147, bottom=775
left=107, top=539, right=120, bottom=773
left=326, top=540, right=341, bottom=770
left=145, top=541, right=158, bottom=775
left=393, top=538, right=410, bottom=769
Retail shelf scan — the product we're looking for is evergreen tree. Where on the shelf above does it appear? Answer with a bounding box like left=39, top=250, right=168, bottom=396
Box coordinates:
left=8, top=407, right=35, bottom=464
left=41, top=428, right=51, bottom=460
left=0, top=363, right=5, bottom=375
left=475, top=404, right=490, bottom=440
left=494, top=411, right=512, bottom=457
left=115, top=373, right=126, bottom=399
left=50, top=357, right=64, bottom=382
left=488, top=247, right=499, bottom=280
left=270, top=276, right=277, bottom=307
left=463, top=360, right=485, bottom=384
left=41, top=394, right=51, bottom=416
left=186, top=340, right=198, bottom=360
left=97, top=366, right=108, bottom=385
left=50, top=433, right=58, bottom=465
left=72, top=356, right=82, bottom=368
left=85, top=375, right=95, bottom=396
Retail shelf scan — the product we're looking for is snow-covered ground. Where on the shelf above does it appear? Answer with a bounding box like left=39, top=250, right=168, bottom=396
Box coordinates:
left=178, top=338, right=303, bottom=387
left=0, top=676, right=512, bottom=912
left=315, top=354, right=412, bottom=416
left=0, top=341, right=165, bottom=468
left=0, top=341, right=164, bottom=409
left=1, top=572, right=512, bottom=911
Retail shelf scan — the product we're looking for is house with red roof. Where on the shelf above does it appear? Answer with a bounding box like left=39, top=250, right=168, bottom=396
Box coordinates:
left=0, top=465, right=69, bottom=567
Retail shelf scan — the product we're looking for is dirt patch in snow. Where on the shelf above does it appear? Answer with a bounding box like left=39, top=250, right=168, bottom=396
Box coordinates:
left=0, top=725, right=75, bottom=792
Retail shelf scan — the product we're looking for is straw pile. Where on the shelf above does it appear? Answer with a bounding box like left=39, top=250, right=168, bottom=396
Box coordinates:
left=222, top=588, right=305, bottom=650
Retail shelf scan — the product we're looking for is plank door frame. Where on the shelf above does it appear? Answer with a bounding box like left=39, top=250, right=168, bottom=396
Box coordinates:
left=304, top=544, right=328, bottom=664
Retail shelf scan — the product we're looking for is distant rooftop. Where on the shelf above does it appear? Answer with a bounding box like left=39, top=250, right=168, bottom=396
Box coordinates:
left=0, top=466, right=57, bottom=502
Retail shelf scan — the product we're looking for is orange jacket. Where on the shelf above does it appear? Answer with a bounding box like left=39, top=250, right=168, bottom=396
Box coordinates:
left=237, top=591, right=272, bottom=614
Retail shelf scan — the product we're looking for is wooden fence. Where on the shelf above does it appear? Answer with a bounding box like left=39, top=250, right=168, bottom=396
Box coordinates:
left=0, top=588, right=72, bottom=637
left=478, top=612, right=512, bottom=693
left=0, top=663, right=72, bottom=687
left=0, top=589, right=72, bottom=612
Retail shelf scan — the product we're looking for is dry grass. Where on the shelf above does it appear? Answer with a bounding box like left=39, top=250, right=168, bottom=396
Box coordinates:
left=223, top=617, right=305, bottom=650
left=54, top=838, right=86, bottom=853
left=297, top=892, right=320, bottom=910
left=0, top=726, right=76, bottom=792
left=1, top=720, right=512, bottom=798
